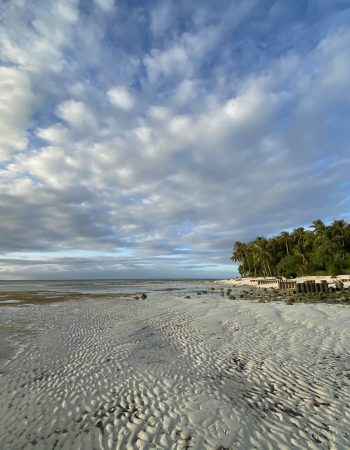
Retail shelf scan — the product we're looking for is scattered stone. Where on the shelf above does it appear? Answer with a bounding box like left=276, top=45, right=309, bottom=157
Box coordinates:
left=231, top=283, right=350, bottom=305
left=141, top=293, right=147, bottom=300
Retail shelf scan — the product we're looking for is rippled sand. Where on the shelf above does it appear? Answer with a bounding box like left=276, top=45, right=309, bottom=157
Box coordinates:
left=1, top=288, right=349, bottom=449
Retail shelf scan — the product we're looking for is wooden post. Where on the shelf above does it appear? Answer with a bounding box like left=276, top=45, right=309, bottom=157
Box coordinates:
left=321, top=281, right=329, bottom=293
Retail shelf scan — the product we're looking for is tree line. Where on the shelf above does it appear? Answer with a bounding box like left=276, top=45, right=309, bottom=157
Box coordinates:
left=231, top=219, right=350, bottom=278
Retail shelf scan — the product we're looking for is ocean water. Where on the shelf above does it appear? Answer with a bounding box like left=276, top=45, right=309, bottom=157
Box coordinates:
left=0, top=278, right=215, bottom=294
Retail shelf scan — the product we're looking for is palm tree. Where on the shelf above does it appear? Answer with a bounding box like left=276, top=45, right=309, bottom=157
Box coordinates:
left=253, top=237, right=273, bottom=277
left=248, top=242, right=258, bottom=276
left=312, top=219, right=327, bottom=243
left=293, top=246, right=309, bottom=275
left=330, top=220, right=349, bottom=262
left=232, top=241, right=251, bottom=276
left=267, top=237, right=279, bottom=275
left=291, top=227, right=305, bottom=252
left=279, top=231, right=290, bottom=256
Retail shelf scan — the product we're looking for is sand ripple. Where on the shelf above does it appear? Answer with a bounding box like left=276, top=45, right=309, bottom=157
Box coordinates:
left=0, top=292, right=349, bottom=449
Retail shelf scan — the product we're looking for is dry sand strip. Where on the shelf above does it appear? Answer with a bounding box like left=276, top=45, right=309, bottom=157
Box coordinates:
left=219, top=276, right=350, bottom=290
left=0, top=291, right=349, bottom=450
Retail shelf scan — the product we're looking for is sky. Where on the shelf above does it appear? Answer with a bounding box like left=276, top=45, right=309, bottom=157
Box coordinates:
left=0, top=0, right=350, bottom=280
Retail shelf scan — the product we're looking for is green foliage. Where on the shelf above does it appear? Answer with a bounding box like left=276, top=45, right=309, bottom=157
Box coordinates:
left=276, top=255, right=303, bottom=277
left=232, top=219, right=350, bottom=277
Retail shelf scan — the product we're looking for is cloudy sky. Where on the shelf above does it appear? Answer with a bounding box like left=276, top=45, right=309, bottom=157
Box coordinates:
left=0, top=0, right=350, bottom=279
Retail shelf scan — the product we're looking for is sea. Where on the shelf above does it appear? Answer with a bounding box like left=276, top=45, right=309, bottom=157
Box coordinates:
left=0, top=278, right=216, bottom=295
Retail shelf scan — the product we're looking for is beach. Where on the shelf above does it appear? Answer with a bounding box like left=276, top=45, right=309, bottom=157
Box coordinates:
left=0, top=280, right=349, bottom=449
left=220, top=275, right=350, bottom=290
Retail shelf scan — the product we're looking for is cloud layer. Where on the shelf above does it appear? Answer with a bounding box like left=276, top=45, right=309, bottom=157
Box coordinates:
left=0, top=0, right=350, bottom=278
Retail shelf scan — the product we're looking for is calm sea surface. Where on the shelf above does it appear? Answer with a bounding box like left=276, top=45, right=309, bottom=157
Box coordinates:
left=0, top=278, right=216, bottom=294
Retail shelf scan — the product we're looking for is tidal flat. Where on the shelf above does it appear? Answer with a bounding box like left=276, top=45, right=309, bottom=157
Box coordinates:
left=0, top=280, right=349, bottom=449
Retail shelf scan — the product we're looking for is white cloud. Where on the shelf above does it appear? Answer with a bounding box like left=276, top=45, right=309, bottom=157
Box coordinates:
left=56, top=0, right=79, bottom=24
left=134, top=127, right=152, bottom=143
left=56, top=100, right=97, bottom=130
left=148, top=106, right=172, bottom=121
left=37, top=124, right=70, bottom=144
left=107, top=86, right=135, bottom=110
left=172, top=79, right=198, bottom=107
left=19, top=146, right=77, bottom=187
left=69, top=82, right=86, bottom=97
left=0, top=34, right=28, bottom=67
left=150, top=1, right=174, bottom=37
left=144, top=45, right=192, bottom=82
left=94, top=0, right=115, bottom=13
left=0, top=0, right=79, bottom=74
left=0, top=0, right=81, bottom=161
left=309, top=28, right=350, bottom=101
left=144, top=26, right=220, bottom=83
left=0, top=67, right=34, bottom=160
